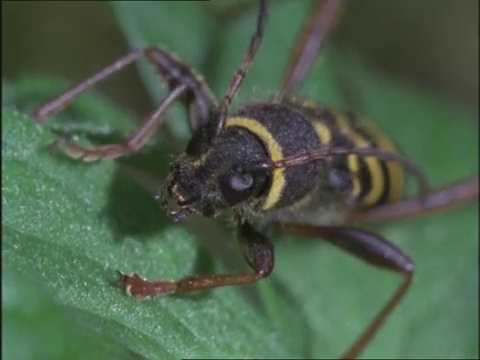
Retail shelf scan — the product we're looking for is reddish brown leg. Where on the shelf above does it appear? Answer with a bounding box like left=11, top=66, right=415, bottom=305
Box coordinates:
left=277, top=223, right=414, bottom=359
left=351, top=176, right=479, bottom=224
left=32, top=49, right=146, bottom=123
left=281, top=0, right=345, bottom=97
left=52, top=85, right=187, bottom=161
left=31, top=47, right=217, bottom=161
left=118, top=221, right=274, bottom=297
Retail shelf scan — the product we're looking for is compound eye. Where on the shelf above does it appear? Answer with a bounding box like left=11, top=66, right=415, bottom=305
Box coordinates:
left=219, top=165, right=255, bottom=206
left=230, top=172, right=253, bottom=192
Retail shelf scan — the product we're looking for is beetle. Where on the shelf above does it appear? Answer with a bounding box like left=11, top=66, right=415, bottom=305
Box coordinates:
left=29, top=0, right=478, bottom=358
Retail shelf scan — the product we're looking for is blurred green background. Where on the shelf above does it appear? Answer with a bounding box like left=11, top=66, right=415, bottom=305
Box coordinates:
left=2, top=0, right=478, bottom=119
left=2, top=1, right=478, bottom=359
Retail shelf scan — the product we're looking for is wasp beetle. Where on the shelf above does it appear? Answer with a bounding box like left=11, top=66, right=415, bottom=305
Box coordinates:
left=29, top=1, right=478, bottom=358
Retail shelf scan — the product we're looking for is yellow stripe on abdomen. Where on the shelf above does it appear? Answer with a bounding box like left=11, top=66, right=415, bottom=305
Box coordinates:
left=225, top=117, right=285, bottom=210
left=334, top=112, right=385, bottom=206
left=363, top=122, right=404, bottom=202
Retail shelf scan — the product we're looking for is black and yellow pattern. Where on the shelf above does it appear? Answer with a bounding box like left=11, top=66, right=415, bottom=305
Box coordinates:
left=223, top=98, right=404, bottom=212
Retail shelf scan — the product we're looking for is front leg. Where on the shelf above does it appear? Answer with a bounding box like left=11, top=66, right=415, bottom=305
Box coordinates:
left=118, top=221, right=274, bottom=297
left=32, top=47, right=217, bottom=161
left=53, top=84, right=187, bottom=162
left=278, top=223, right=414, bottom=360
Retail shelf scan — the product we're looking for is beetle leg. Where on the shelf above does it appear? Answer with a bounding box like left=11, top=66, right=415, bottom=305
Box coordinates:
left=281, top=0, right=345, bottom=97
left=277, top=223, right=414, bottom=359
left=31, top=47, right=218, bottom=161
left=51, top=84, right=187, bottom=161
left=117, top=221, right=274, bottom=297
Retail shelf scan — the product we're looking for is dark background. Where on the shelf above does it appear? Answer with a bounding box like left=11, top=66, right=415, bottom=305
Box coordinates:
left=3, top=0, right=478, bottom=118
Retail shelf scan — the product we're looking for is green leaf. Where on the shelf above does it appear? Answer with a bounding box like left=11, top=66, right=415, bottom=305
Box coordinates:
left=2, top=267, right=141, bottom=360
left=3, top=2, right=478, bottom=360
